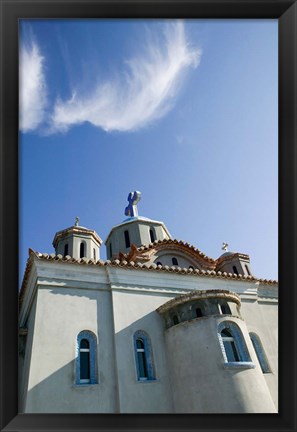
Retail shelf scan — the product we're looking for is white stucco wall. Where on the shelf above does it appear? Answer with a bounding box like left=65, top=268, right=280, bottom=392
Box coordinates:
left=240, top=299, right=278, bottom=408
left=164, top=315, right=276, bottom=413
left=20, top=258, right=278, bottom=414
left=110, top=287, right=174, bottom=413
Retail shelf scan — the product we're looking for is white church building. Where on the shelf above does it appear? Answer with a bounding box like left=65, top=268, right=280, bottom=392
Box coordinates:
left=19, top=192, right=278, bottom=413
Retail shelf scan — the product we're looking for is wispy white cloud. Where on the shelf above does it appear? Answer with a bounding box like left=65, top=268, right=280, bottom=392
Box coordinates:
left=50, top=21, right=201, bottom=133
left=19, top=36, right=47, bottom=132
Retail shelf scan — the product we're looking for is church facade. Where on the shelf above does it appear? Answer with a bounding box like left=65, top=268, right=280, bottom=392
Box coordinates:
left=19, top=192, right=278, bottom=413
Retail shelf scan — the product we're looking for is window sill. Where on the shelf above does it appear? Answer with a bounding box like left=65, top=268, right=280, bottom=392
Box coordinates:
left=73, top=383, right=99, bottom=388
left=223, top=362, right=256, bottom=370
left=136, top=379, right=158, bottom=383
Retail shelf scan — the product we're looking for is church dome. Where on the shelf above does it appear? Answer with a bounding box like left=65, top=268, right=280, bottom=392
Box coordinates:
left=105, top=191, right=171, bottom=259
left=52, top=218, right=102, bottom=260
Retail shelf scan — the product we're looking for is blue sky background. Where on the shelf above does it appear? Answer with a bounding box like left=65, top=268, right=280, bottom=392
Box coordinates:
left=19, top=19, right=278, bottom=284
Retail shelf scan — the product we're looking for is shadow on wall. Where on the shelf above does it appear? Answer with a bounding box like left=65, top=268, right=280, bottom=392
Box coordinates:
left=21, top=288, right=275, bottom=413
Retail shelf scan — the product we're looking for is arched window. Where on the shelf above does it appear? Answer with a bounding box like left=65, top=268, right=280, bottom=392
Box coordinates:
left=245, top=264, right=251, bottom=276
left=124, top=230, right=130, bottom=248
left=189, top=265, right=194, bottom=270
left=221, top=329, right=240, bottom=362
left=136, top=339, right=148, bottom=379
left=173, top=315, right=179, bottom=325
left=220, top=302, right=231, bottom=315
left=249, top=333, right=271, bottom=373
left=233, top=265, right=239, bottom=275
left=218, top=321, right=252, bottom=366
left=196, top=307, right=203, bottom=318
left=156, top=261, right=162, bottom=266
left=133, top=330, right=155, bottom=381
left=172, top=257, right=178, bottom=266
left=64, top=243, right=68, bottom=256
left=149, top=229, right=155, bottom=243
left=80, top=242, right=85, bottom=258
left=79, top=339, right=90, bottom=382
left=93, top=248, right=96, bottom=260
left=76, top=331, right=98, bottom=385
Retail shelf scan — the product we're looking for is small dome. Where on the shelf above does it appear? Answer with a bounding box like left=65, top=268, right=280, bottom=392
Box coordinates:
left=219, top=251, right=235, bottom=259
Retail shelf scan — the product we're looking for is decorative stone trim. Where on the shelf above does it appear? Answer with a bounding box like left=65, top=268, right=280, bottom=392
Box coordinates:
left=19, top=249, right=278, bottom=307
left=157, top=290, right=241, bottom=315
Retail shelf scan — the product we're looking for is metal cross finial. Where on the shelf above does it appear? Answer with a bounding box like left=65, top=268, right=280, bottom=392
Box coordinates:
left=222, top=242, right=229, bottom=252
left=75, top=216, right=80, bottom=226
left=125, top=191, right=141, bottom=217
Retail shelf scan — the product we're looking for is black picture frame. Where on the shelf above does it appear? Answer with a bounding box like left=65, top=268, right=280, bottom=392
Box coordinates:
left=0, top=1, right=296, bottom=431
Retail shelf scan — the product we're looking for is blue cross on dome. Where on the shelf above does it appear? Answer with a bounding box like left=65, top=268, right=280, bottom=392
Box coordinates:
left=125, top=191, right=141, bottom=217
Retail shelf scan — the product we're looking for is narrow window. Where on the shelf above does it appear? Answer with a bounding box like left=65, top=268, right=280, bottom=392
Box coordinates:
left=221, top=329, right=240, bottom=362
left=134, top=330, right=155, bottom=381
left=189, top=266, right=194, bottom=270
left=233, top=265, right=238, bottom=275
left=109, top=242, right=112, bottom=259
left=76, top=331, right=98, bottom=385
left=196, top=308, right=203, bottom=318
left=172, top=257, right=178, bottom=266
left=173, top=315, right=179, bottom=325
left=156, top=261, right=162, bottom=266
left=250, top=333, right=271, bottom=373
left=80, top=242, right=85, bottom=258
left=136, top=339, right=148, bottom=379
left=79, top=339, right=90, bottom=383
left=220, top=303, right=231, bottom=315
left=245, top=264, right=251, bottom=276
left=93, top=248, right=96, bottom=260
left=124, top=230, right=130, bottom=248
left=64, top=243, right=68, bottom=256
left=149, top=229, right=155, bottom=243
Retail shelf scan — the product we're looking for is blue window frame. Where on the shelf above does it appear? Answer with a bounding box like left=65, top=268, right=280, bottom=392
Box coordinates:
left=133, top=330, right=155, bottom=381
left=76, top=330, right=98, bottom=385
left=249, top=332, right=271, bottom=373
left=218, top=321, right=254, bottom=368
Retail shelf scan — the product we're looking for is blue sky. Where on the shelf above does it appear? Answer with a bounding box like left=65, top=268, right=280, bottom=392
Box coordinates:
left=19, top=19, right=278, bottom=283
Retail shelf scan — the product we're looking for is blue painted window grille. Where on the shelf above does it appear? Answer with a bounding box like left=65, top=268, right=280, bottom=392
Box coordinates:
left=218, top=321, right=251, bottom=364
left=249, top=332, right=271, bottom=373
left=76, top=331, right=98, bottom=385
left=134, top=330, right=155, bottom=381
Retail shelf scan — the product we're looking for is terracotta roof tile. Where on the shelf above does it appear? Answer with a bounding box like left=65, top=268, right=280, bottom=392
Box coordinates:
left=19, top=249, right=278, bottom=305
